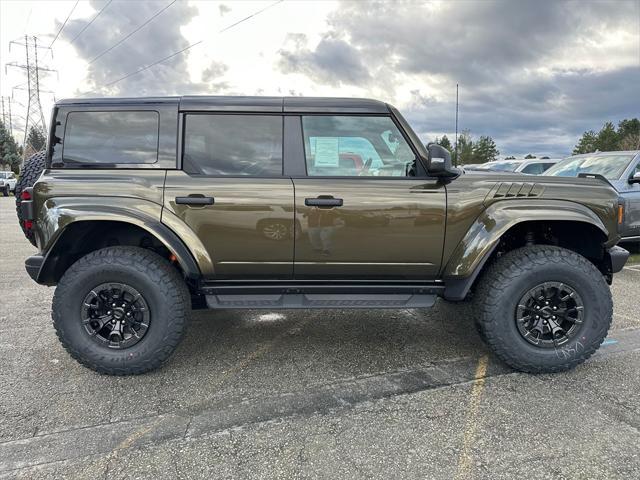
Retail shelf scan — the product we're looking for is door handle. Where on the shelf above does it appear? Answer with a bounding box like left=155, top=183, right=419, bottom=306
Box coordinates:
left=175, top=196, right=214, bottom=205
left=305, top=197, right=343, bottom=208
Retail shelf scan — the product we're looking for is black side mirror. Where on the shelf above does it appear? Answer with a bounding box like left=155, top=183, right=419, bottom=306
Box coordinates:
left=426, top=143, right=458, bottom=177
left=629, top=172, right=640, bottom=184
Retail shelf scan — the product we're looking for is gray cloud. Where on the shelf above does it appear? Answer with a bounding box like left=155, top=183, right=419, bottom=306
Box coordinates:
left=278, top=33, right=371, bottom=86
left=277, top=0, right=640, bottom=156
left=60, top=0, right=213, bottom=96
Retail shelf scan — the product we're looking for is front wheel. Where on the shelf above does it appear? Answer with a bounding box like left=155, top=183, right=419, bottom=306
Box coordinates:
left=2, top=186, right=8, bottom=197
left=52, top=246, right=190, bottom=375
left=474, top=245, right=612, bottom=373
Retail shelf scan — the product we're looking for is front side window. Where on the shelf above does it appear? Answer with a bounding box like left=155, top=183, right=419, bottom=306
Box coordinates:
left=302, top=116, right=416, bottom=177
left=63, top=111, right=159, bottom=164
left=183, top=114, right=282, bottom=176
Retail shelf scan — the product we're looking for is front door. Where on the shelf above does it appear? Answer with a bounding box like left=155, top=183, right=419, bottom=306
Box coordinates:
left=164, top=113, right=294, bottom=279
left=292, top=114, right=446, bottom=279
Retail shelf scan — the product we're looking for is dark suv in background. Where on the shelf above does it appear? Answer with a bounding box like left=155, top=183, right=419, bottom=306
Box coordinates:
left=15, top=96, right=628, bottom=375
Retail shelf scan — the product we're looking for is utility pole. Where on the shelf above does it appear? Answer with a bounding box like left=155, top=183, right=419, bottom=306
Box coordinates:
left=454, top=83, right=459, bottom=167
left=6, top=35, right=56, bottom=157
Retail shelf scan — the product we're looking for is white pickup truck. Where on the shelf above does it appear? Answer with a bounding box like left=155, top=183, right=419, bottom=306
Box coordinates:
left=0, top=171, right=17, bottom=196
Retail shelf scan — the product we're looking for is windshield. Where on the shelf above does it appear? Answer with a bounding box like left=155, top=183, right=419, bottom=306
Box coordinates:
left=0, top=173, right=7, bottom=179
left=545, top=154, right=635, bottom=180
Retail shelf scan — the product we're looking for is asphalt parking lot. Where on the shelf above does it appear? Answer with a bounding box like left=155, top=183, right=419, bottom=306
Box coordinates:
left=1, top=195, right=639, bottom=479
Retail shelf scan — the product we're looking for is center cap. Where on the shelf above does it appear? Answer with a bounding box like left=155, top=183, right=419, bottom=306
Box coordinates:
left=113, top=308, right=125, bottom=320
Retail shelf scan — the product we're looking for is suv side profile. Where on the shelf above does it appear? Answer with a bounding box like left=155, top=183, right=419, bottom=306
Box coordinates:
left=18, top=96, right=628, bottom=375
left=0, top=171, right=17, bottom=196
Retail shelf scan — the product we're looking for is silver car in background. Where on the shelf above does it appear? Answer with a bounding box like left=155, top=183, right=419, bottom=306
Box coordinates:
left=465, top=158, right=560, bottom=175
left=545, top=150, right=640, bottom=244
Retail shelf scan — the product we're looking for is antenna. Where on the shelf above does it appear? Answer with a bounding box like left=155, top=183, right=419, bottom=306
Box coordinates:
left=454, top=83, right=459, bottom=166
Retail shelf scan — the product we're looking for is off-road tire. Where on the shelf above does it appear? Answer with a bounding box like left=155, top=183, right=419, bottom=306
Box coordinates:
left=15, top=150, right=46, bottom=246
left=474, top=245, right=612, bottom=373
left=52, top=246, right=190, bottom=375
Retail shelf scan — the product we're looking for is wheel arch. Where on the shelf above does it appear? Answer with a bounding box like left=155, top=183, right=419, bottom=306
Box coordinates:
left=442, top=200, right=611, bottom=301
left=37, top=217, right=202, bottom=285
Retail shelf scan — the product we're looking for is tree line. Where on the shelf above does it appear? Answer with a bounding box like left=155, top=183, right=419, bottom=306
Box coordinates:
left=0, top=123, right=46, bottom=173
left=573, top=119, right=639, bottom=154
left=435, top=131, right=500, bottom=165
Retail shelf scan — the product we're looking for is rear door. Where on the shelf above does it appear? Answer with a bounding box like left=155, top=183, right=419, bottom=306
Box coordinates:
left=289, top=114, right=446, bottom=279
left=163, top=113, right=295, bottom=279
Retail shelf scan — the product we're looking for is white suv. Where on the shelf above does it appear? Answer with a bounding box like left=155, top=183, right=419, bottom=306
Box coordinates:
left=466, top=159, right=560, bottom=175
left=0, top=171, right=17, bottom=196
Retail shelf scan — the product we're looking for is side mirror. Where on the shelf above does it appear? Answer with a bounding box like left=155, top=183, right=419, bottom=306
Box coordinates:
left=629, top=172, right=640, bottom=184
left=426, top=143, right=458, bottom=178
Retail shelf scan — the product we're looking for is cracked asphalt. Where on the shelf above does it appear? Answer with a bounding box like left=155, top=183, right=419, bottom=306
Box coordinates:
left=1, top=196, right=639, bottom=479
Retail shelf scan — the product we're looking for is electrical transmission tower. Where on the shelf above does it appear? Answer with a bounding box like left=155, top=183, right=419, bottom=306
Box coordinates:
left=5, top=35, right=56, bottom=155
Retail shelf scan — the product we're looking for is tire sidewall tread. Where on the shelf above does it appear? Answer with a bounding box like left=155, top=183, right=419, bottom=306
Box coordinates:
left=474, top=245, right=613, bottom=373
left=52, top=246, right=190, bottom=375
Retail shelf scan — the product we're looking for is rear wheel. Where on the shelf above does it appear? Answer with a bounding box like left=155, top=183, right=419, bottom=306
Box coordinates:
left=52, top=246, right=190, bottom=375
left=474, top=245, right=612, bottom=373
left=15, top=151, right=46, bottom=246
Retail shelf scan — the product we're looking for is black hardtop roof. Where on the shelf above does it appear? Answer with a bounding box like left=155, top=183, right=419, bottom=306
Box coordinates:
left=56, top=96, right=390, bottom=114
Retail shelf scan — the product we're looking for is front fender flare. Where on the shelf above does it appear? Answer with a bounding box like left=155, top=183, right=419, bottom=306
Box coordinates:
left=442, top=199, right=608, bottom=301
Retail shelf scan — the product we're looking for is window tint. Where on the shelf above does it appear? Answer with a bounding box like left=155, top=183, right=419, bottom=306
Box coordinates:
left=183, top=115, right=282, bottom=176
left=63, top=111, right=159, bottom=164
left=302, top=116, right=416, bottom=177
left=521, top=163, right=544, bottom=174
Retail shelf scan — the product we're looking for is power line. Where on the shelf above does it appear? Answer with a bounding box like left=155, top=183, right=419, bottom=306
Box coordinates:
left=90, top=0, right=284, bottom=92
left=69, top=0, right=113, bottom=46
left=88, top=0, right=177, bottom=64
left=49, top=0, right=79, bottom=48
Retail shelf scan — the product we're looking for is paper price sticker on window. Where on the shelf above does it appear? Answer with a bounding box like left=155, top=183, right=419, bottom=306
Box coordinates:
left=313, top=137, right=340, bottom=167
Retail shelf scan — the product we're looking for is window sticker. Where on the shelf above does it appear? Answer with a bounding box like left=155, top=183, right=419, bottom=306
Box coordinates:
left=313, top=137, right=340, bottom=167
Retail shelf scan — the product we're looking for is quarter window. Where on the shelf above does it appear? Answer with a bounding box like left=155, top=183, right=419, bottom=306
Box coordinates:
left=301, top=116, right=416, bottom=177
left=183, top=115, right=283, bottom=176
left=63, top=111, right=159, bottom=164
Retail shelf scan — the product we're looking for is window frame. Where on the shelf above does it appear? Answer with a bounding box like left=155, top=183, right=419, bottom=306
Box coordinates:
left=61, top=109, right=161, bottom=166
left=179, top=112, right=285, bottom=178
left=298, top=113, right=429, bottom=179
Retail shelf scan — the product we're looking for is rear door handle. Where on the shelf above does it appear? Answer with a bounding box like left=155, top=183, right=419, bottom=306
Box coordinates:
left=305, top=197, right=343, bottom=208
left=175, top=196, right=214, bottom=205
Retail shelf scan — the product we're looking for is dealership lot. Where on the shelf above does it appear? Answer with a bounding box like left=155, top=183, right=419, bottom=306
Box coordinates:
left=0, top=196, right=639, bottom=479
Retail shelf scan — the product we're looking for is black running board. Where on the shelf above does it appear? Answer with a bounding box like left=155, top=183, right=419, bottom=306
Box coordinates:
left=201, top=280, right=442, bottom=309
left=205, top=293, right=437, bottom=309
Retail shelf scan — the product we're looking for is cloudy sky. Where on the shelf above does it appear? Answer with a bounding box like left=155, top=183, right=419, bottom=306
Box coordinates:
left=1, top=0, right=639, bottom=156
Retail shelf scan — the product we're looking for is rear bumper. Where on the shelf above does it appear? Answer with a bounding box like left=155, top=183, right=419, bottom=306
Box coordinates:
left=607, top=246, right=629, bottom=274
left=25, top=255, right=44, bottom=282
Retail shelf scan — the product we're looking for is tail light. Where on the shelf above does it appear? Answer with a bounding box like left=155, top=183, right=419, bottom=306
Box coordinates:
left=24, top=220, right=33, bottom=230
left=21, top=189, right=31, bottom=201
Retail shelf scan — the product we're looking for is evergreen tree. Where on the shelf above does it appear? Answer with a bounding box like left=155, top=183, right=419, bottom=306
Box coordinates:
left=473, top=136, right=500, bottom=163
left=26, top=126, right=46, bottom=152
left=596, top=122, right=619, bottom=151
left=504, top=155, right=516, bottom=160
left=524, top=153, right=536, bottom=159
left=438, top=135, right=452, bottom=152
left=573, top=130, right=598, bottom=154
left=0, top=121, right=22, bottom=173
left=456, top=131, right=475, bottom=164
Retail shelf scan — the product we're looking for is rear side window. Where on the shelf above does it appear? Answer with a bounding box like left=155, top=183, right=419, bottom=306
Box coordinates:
left=183, top=114, right=283, bottom=176
left=63, top=111, right=159, bottom=165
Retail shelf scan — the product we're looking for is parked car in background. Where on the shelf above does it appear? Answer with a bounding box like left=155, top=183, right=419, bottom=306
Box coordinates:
left=0, top=171, right=17, bottom=196
left=465, top=158, right=559, bottom=175
left=545, top=151, right=640, bottom=244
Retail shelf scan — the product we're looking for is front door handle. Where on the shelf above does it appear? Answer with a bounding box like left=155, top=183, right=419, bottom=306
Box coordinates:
left=305, top=197, right=343, bottom=208
left=175, top=196, right=214, bottom=205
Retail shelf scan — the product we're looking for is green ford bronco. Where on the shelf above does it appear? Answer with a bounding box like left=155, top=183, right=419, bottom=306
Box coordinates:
left=16, top=96, right=629, bottom=375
